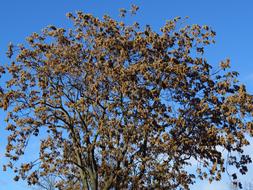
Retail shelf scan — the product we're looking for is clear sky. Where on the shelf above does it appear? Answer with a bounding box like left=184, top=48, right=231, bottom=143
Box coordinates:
left=1, top=0, right=253, bottom=189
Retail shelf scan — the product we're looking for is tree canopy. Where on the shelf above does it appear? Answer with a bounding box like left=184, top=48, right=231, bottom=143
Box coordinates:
left=1, top=7, right=253, bottom=190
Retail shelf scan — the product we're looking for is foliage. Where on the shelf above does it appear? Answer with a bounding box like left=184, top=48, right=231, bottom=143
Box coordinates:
left=1, top=6, right=253, bottom=190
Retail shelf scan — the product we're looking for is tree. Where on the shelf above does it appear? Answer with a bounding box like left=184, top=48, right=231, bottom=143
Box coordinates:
left=32, top=174, right=57, bottom=190
left=1, top=7, right=253, bottom=190
left=230, top=180, right=253, bottom=190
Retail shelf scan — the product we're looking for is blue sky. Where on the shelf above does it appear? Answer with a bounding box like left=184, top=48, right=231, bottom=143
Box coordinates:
left=1, top=0, right=253, bottom=189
